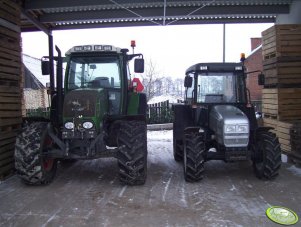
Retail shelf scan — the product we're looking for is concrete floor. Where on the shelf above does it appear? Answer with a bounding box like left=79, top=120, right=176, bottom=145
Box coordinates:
left=0, top=130, right=300, bottom=227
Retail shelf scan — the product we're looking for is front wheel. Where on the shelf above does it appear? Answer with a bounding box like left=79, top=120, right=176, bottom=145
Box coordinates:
left=253, top=131, right=281, bottom=180
left=14, top=122, right=57, bottom=185
left=183, top=132, right=205, bottom=182
left=117, top=121, right=147, bottom=185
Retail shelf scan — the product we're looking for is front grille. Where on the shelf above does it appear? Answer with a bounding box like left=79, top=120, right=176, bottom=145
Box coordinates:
left=63, top=90, right=99, bottom=117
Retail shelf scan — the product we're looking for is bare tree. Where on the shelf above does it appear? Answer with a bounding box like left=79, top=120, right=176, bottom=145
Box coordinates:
left=141, top=59, right=163, bottom=101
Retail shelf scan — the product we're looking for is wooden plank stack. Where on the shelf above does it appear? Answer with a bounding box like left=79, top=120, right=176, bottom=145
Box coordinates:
left=262, top=24, right=301, bottom=162
left=0, top=0, right=22, bottom=179
left=262, top=88, right=301, bottom=120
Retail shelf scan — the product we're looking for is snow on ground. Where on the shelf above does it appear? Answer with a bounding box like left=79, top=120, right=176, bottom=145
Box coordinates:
left=147, top=95, right=183, bottom=104
left=147, top=130, right=172, bottom=141
left=286, top=165, right=301, bottom=176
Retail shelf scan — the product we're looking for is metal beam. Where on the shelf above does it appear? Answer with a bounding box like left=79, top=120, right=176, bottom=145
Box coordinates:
left=38, top=5, right=289, bottom=23
left=24, top=0, right=293, bottom=10
left=21, top=17, right=275, bottom=32
left=21, top=8, right=51, bottom=35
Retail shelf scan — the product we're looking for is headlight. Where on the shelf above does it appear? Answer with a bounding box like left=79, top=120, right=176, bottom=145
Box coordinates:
left=65, top=122, right=74, bottom=129
left=237, top=125, right=248, bottom=133
left=83, top=122, right=93, bottom=129
left=225, top=125, right=236, bottom=133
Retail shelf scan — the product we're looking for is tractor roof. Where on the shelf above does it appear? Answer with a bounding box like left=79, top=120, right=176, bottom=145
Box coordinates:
left=185, top=62, right=244, bottom=75
left=66, top=44, right=122, bottom=55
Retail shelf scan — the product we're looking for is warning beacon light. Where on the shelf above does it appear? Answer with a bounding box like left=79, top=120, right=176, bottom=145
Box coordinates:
left=131, top=40, right=136, bottom=54
left=240, top=53, right=246, bottom=62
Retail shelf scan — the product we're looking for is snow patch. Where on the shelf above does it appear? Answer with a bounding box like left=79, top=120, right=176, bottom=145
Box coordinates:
left=281, top=154, right=288, bottom=163
left=148, top=95, right=182, bottom=104
left=118, top=186, right=127, bottom=197
left=230, top=184, right=237, bottom=191
left=147, top=130, right=172, bottom=141
left=287, top=165, right=301, bottom=176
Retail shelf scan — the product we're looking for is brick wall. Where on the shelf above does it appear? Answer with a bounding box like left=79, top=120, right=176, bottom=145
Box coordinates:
left=245, top=38, right=263, bottom=101
left=24, top=88, right=49, bottom=109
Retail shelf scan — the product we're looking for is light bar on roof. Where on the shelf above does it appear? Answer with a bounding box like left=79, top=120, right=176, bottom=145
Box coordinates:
left=68, top=44, right=120, bottom=54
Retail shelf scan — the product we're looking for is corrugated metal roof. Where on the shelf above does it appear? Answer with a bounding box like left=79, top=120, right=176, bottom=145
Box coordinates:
left=20, top=0, right=293, bottom=33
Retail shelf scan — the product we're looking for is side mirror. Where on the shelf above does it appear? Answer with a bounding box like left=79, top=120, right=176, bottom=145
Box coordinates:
left=258, top=73, right=265, bottom=86
left=41, top=60, right=50, bottom=75
left=184, top=76, right=193, bottom=88
left=90, top=64, right=96, bottom=70
left=134, top=58, right=144, bottom=73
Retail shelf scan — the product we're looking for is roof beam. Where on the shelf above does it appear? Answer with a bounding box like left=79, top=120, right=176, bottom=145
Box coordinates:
left=21, top=8, right=51, bottom=35
left=24, top=0, right=292, bottom=10
left=38, top=5, right=289, bottom=23
left=21, top=16, right=275, bottom=32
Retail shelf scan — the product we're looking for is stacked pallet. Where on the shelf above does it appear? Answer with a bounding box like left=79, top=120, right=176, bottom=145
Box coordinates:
left=262, top=24, right=301, bottom=162
left=262, top=88, right=301, bottom=120
left=290, top=123, right=301, bottom=162
left=263, top=118, right=294, bottom=153
left=0, top=0, right=22, bottom=179
left=262, top=24, right=301, bottom=60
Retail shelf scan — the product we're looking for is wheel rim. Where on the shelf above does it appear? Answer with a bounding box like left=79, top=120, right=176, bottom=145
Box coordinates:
left=42, top=134, right=54, bottom=172
left=43, top=159, right=54, bottom=171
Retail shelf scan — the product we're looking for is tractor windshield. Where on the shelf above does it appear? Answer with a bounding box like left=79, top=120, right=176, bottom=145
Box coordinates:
left=190, top=72, right=246, bottom=103
left=66, top=56, right=121, bottom=90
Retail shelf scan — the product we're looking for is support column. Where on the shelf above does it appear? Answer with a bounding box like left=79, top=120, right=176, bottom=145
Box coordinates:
left=276, top=0, right=301, bottom=24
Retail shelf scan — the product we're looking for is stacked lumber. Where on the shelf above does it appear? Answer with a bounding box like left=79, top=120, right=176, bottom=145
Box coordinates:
left=262, top=24, right=301, bottom=60
left=290, top=123, right=301, bottom=159
left=0, top=0, right=21, bottom=179
left=262, top=88, right=301, bottom=120
left=262, top=24, right=301, bottom=161
left=262, top=25, right=301, bottom=88
left=263, top=118, right=294, bottom=153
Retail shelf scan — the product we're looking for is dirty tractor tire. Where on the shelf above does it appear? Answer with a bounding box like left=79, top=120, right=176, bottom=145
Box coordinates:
left=15, top=122, right=57, bottom=185
left=173, top=139, right=183, bottom=162
left=253, top=131, right=281, bottom=180
left=183, top=132, right=205, bottom=182
left=117, top=121, right=147, bottom=185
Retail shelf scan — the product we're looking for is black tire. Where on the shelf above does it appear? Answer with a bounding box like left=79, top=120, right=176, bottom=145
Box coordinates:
left=173, top=139, right=183, bottom=162
left=253, top=131, right=281, bottom=180
left=117, top=120, right=147, bottom=185
left=183, top=132, right=205, bottom=182
left=14, top=122, right=57, bottom=185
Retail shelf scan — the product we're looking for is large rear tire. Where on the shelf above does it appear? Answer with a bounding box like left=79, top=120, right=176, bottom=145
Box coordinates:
left=117, top=121, right=147, bottom=185
left=183, top=132, right=205, bottom=182
left=253, top=131, right=281, bottom=180
left=15, top=122, right=57, bottom=185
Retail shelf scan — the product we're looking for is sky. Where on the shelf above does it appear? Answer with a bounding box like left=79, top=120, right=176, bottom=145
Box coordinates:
left=21, top=23, right=273, bottom=79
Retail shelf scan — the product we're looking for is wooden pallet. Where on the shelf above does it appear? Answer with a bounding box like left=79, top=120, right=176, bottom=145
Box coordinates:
left=0, top=1, right=21, bottom=178
left=263, top=118, right=297, bottom=153
left=262, top=24, right=301, bottom=60
left=0, top=0, right=20, bottom=26
left=290, top=123, right=301, bottom=156
left=262, top=88, right=301, bottom=121
left=263, top=57, right=301, bottom=87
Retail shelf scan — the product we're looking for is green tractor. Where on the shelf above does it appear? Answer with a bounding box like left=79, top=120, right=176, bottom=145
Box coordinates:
left=15, top=44, right=147, bottom=185
left=173, top=62, right=281, bottom=182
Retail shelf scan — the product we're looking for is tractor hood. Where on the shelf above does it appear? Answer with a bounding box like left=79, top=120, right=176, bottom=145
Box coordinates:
left=63, top=89, right=108, bottom=129
left=209, top=105, right=249, bottom=147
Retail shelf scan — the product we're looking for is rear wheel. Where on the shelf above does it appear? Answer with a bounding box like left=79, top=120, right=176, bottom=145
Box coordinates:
left=117, top=121, right=147, bottom=185
left=253, top=131, right=281, bottom=180
left=15, top=122, right=57, bottom=185
left=183, top=132, right=205, bottom=182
